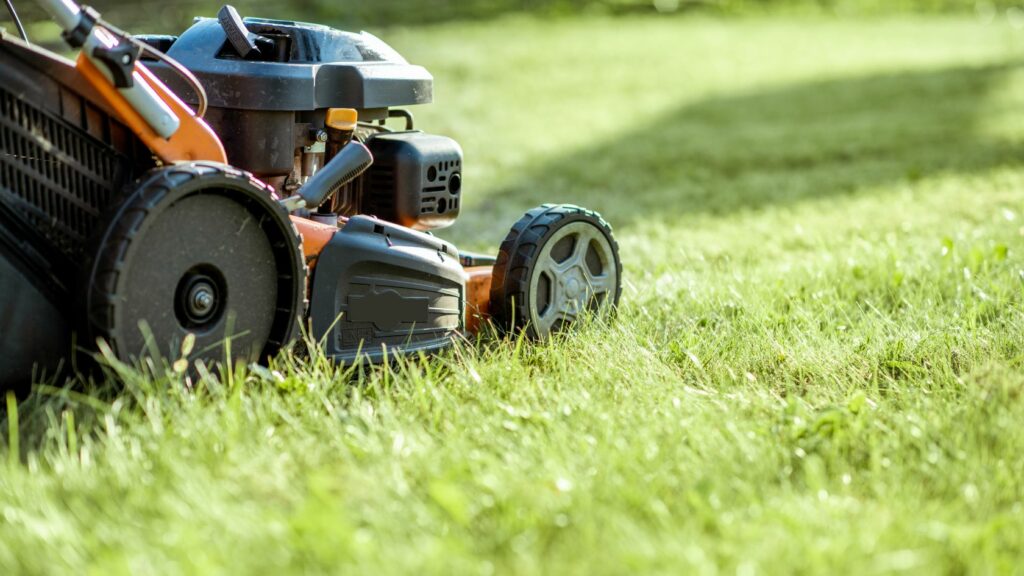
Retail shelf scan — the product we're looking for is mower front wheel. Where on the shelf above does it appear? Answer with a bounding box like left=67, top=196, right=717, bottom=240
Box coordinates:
left=490, top=204, right=622, bottom=339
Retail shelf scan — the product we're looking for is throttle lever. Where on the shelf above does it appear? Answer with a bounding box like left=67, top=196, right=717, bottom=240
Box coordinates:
left=217, top=4, right=265, bottom=59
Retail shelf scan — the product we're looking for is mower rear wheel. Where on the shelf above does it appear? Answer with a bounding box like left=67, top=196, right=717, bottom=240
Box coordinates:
left=84, top=163, right=306, bottom=367
left=490, top=204, right=621, bottom=339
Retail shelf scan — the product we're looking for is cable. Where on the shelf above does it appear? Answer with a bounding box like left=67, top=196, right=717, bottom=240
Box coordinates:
left=1, top=4, right=208, bottom=119
left=97, top=18, right=209, bottom=119
left=3, top=0, right=28, bottom=42
left=135, top=40, right=209, bottom=118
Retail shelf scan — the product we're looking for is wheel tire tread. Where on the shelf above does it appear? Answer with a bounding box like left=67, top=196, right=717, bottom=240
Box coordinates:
left=83, top=162, right=306, bottom=362
left=490, top=204, right=621, bottom=338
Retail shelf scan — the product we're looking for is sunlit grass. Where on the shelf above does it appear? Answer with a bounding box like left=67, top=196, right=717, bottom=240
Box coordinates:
left=3, top=13, right=1024, bottom=574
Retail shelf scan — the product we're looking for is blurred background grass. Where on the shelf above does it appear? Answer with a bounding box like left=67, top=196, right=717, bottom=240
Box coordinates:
left=4, top=0, right=1019, bottom=32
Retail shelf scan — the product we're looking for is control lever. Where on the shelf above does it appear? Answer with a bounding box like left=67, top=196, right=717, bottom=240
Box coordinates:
left=217, top=4, right=270, bottom=59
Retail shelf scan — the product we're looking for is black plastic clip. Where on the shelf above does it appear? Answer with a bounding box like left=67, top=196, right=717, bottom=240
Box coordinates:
left=61, top=5, right=100, bottom=49
left=91, top=42, right=142, bottom=88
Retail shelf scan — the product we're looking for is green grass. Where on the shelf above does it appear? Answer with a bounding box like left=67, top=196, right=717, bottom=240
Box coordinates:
left=5, top=13, right=1024, bottom=574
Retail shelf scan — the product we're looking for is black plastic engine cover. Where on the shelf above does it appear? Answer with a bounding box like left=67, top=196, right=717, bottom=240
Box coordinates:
left=310, top=216, right=466, bottom=363
left=362, top=132, right=463, bottom=231
left=147, top=17, right=433, bottom=111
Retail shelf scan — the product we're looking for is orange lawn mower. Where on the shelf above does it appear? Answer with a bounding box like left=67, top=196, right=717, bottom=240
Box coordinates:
left=0, top=1, right=622, bottom=389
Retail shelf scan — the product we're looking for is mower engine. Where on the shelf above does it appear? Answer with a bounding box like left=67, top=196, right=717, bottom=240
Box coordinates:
left=140, top=10, right=469, bottom=362
left=143, top=13, right=463, bottom=231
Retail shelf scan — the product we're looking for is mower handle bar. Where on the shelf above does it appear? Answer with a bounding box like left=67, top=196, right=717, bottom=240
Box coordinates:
left=32, top=0, right=181, bottom=139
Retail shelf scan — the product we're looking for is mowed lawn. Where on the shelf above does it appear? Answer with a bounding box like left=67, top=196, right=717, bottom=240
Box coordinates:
left=4, top=13, right=1024, bottom=574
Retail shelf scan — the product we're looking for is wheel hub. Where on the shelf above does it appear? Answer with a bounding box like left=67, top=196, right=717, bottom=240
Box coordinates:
left=562, top=268, right=586, bottom=301
left=187, top=282, right=217, bottom=319
left=175, top=267, right=227, bottom=329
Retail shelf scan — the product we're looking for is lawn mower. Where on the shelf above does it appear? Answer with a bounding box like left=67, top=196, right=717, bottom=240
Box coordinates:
left=0, top=0, right=622, bottom=389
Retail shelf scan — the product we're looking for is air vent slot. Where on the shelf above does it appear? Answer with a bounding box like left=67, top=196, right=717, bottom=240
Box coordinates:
left=0, top=86, right=133, bottom=258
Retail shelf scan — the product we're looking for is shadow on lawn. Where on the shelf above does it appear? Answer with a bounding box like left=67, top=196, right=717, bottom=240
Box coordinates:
left=462, top=60, right=1024, bottom=238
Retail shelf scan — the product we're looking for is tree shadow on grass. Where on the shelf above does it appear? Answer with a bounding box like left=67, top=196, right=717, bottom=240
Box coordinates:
left=457, top=61, right=1024, bottom=240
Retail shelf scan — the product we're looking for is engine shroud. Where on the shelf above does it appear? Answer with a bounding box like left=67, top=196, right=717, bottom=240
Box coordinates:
left=144, top=16, right=434, bottom=180
left=148, top=17, right=433, bottom=112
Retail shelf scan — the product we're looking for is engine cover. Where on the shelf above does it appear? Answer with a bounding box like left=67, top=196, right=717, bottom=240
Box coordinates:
left=309, top=216, right=466, bottom=363
left=141, top=12, right=436, bottom=180
left=146, top=17, right=433, bottom=111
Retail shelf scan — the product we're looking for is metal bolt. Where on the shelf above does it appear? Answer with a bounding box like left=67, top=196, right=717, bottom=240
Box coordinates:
left=195, top=290, right=213, bottom=310
left=188, top=285, right=215, bottom=317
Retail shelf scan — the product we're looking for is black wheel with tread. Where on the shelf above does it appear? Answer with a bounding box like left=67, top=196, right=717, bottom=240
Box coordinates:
left=84, top=162, right=306, bottom=366
left=490, top=204, right=621, bottom=339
